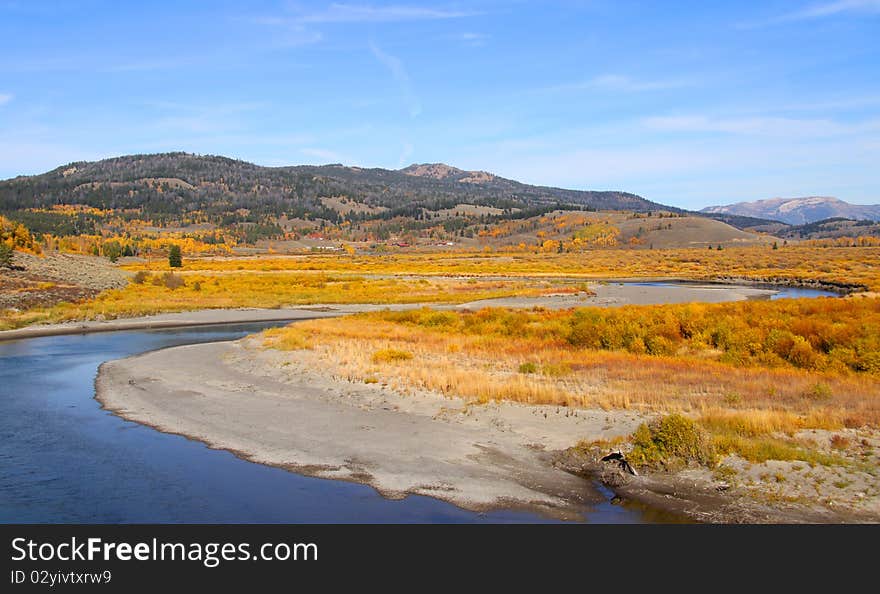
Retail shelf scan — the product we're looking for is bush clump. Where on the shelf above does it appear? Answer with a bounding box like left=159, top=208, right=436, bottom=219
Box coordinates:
left=160, top=272, right=185, bottom=290
left=0, top=242, right=13, bottom=268
left=132, top=270, right=150, bottom=284
left=372, top=348, right=414, bottom=364
left=803, top=382, right=832, bottom=401
left=518, top=362, right=537, bottom=374
left=628, top=414, right=716, bottom=470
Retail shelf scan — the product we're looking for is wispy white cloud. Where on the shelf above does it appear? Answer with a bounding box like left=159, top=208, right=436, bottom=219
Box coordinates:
left=545, top=74, right=690, bottom=94
left=777, top=94, right=880, bottom=113
left=145, top=101, right=269, bottom=135
left=591, top=74, right=688, bottom=92
left=246, top=16, right=324, bottom=46
left=0, top=93, right=13, bottom=106
left=738, top=0, right=880, bottom=28
left=370, top=42, right=421, bottom=118
left=459, top=32, right=489, bottom=46
left=1, top=54, right=208, bottom=74
left=248, top=4, right=475, bottom=48
left=396, top=141, right=414, bottom=167
left=296, top=3, right=475, bottom=23
left=782, top=0, right=880, bottom=20
left=642, top=114, right=880, bottom=137
left=102, top=58, right=199, bottom=73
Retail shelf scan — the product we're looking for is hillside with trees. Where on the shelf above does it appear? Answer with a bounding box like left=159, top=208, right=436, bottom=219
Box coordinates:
left=0, top=152, right=670, bottom=234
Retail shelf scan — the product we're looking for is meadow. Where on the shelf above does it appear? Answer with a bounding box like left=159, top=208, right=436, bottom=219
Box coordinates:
left=126, top=245, right=880, bottom=291
left=0, top=270, right=576, bottom=330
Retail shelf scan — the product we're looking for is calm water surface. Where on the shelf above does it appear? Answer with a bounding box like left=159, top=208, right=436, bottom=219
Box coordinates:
left=622, top=281, right=840, bottom=300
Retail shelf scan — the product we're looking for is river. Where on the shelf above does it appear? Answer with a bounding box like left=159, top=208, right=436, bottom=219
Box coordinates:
left=1, top=284, right=837, bottom=523
left=0, top=322, right=673, bottom=523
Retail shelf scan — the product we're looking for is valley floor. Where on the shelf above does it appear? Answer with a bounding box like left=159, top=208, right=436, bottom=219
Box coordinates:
left=0, top=280, right=773, bottom=340
left=69, top=284, right=878, bottom=524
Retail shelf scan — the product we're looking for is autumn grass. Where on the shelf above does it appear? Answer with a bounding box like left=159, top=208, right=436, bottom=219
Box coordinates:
left=305, top=299, right=880, bottom=376
left=7, top=245, right=879, bottom=330
left=124, top=245, right=880, bottom=291
left=710, top=433, right=843, bottom=466
left=262, top=302, right=880, bottom=429
left=692, top=408, right=847, bottom=465
left=0, top=272, right=569, bottom=330
left=262, top=326, right=312, bottom=351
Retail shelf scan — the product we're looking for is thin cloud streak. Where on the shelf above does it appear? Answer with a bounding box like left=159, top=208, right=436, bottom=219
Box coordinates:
left=297, top=3, right=476, bottom=23
left=784, top=0, right=880, bottom=20
left=737, top=0, right=880, bottom=28
left=642, top=114, right=880, bottom=137
left=244, top=15, right=324, bottom=46
left=459, top=32, right=489, bottom=46
left=397, top=141, right=414, bottom=167
left=248, top=3, right=476, bottom=48
left=369, top=42, right=421, bottom=118
left=543, top=74, right=691, bottom=94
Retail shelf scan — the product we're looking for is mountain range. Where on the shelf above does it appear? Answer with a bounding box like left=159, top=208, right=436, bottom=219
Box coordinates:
left=3, top=153, right=878, bottom=246
left=0, top=153, right=669, bottom=227
left=701, top=197, right=880, bottom=225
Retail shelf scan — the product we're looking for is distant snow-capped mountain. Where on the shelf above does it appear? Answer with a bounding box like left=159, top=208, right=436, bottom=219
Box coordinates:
left=701, top=196, right=880, bottom=225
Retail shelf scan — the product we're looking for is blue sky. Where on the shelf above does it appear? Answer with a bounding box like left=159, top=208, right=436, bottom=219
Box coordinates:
left=1, top=1, right=878, bottom=209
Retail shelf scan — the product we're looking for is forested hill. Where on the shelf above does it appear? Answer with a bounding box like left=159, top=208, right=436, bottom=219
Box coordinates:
left=0, top=152, right=671, bottom=226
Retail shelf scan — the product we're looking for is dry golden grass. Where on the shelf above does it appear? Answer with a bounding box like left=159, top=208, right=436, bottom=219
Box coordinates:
left=125, top=245, right=880, bottom=291
left=7, top=244, right=877, bottom=330
left=0, top=272, right=571, bottom=330
left=264, top=303, right=880, bottom=429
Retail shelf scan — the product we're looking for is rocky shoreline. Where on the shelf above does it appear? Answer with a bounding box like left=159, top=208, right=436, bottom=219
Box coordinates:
left=554, top=442, right=880, bottom=524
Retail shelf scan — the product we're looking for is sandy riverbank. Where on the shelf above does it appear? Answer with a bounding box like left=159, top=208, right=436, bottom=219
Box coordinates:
left=459, top=281, right=776, bottom=309
left=0, top=304, right=419, bottom=341
left=96, top=337, right=648, bottom=518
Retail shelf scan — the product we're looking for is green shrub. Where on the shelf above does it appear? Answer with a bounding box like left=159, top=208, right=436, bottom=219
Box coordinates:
left=803, top=382, right=832, bottom=401
left=420, top=311, right=459, bottom=328
left=541, top=362, right=571, bottom=377
left=629, top=414, right=716, bottom=470
left=518, top=362, right=537, bottom=374
left=102, top=240, right=123, bottom=263
left=0, top=242, right=13, bottom=268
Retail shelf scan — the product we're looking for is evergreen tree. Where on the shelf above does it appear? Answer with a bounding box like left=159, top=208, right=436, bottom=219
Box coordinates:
left=168, top=244, right=182, bottom=267
left=0, top=242, right=12, bottom=268
left=103, top=240, right=123, bottom=262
